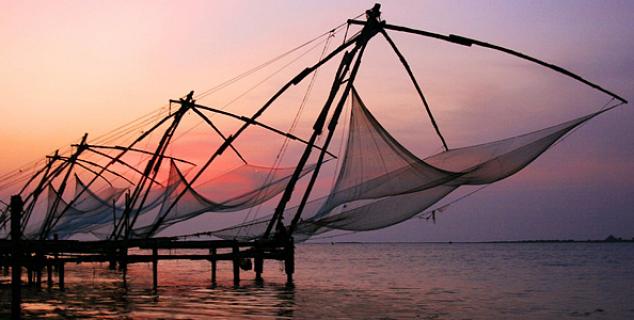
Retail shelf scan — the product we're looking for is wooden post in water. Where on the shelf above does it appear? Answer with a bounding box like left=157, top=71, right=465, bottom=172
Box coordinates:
left=35, top=254, right=42, bottom=289
left=2, top=254, right=8, bottom=276
left=284, top=238, right=295, bottom=284
left=11, top=195, right=23, bottom=320
left=232, top=242, right=240, bottom=286
left=27, top=261, right=33, bottom=286
left=46, top=259, right=53, bottom=288
left=152, top=244, right=158, bottom=290
left=108, top=247, right=117, bottom=270
left=120, top=246, right=128, bottom=287
left=209, top=247, right=217, bottom=287
left=58, top=261, right=65, bottom=291
left=254, top=242, right=263, bottom=282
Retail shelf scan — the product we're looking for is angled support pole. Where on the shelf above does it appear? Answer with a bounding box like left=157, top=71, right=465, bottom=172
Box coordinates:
left=273, top=4, right=383, bottom=238
left=40, top=133, right=89, bottom=239
left=189, top=106, right=248, bottom=164
left=79, top=144, right=196, bottom=166
left=82, top=148, right=164, bottom=186
left=114, top=93, right=193, bottom=240
left=19, top=151, right=63, bottom=232
left=380, top=29, right=448, bottom=151
left=286, top=44, right=369, bottom=236
left=191, top=103, right=338, bottom=158
left=68, top=159, right=134, bottom=185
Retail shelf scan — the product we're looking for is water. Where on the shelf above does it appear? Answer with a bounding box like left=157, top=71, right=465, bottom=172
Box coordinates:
left=1, top=243, right=633, bottom=319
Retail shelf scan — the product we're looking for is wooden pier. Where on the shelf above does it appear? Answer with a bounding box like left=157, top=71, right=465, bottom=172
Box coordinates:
left=0, top=237, right=295, bottom=318
left=0, top=195, right=294, bottom=319
left=0, top=237, right=294, bottom=287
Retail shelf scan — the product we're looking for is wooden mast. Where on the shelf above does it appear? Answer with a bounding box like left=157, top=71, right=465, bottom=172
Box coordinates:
left=267, top=4, right=384, bottom=238
left=39, top=134, right=89, bottom=239
left=112, top=92, right=194, bottom=240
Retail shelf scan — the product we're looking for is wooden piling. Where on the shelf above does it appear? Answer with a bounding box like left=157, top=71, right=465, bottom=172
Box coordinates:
left=209, top=247, right=217, bottom=287
left=152, top=245, right=158, bottom=290
left=27, top=263, right=33, bottom=286
left=46, top=260, right=53, bottom=288
left=1, top=254, right=7, bottom=276
left=284, top=239, right=295, bottom=284
left=108, top=248, right=117, bottom=270
left=35, top=256, right=42, bottom=289
left=232, top=242, right=240, bottom=286
left=11, top=195, right=23, bottom=320
left=254, top=243, right=263, bottom=282
left=58, top=261, right=65, bottom=290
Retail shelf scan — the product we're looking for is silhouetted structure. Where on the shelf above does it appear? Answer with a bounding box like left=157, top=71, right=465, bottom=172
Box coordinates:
left=0, top=4, right=627, bottom=318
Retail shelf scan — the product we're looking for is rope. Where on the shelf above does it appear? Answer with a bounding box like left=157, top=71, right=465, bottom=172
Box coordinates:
left=416, top=184, right=491, bottom=221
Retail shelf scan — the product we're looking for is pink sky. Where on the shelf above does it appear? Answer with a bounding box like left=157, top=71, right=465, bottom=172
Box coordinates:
left=1, top=1, right=632, bottom=241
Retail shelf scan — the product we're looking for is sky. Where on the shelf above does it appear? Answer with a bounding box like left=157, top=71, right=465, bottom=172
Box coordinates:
left=1, top=0, right=633, bottom=241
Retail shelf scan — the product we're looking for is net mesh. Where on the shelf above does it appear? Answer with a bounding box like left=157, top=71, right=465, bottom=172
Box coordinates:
left=210, top=89, right=612, bottom=241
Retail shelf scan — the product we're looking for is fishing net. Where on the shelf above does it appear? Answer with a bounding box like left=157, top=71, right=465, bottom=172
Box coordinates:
left=44, top=157, right=319, bottom=239
left=131, top=160, right=319, bottom=237
left=211, top=89, right=614, bottom=241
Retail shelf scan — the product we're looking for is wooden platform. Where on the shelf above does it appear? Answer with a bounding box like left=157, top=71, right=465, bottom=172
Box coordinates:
left=0, top=237, right=295, bottom=291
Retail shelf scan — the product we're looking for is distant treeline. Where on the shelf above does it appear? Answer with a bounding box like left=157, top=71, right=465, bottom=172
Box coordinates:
left=487, top=235, right=634, bottom=244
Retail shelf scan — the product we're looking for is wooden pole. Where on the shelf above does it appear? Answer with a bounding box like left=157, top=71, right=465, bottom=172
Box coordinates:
left=152, top=245, right=158, bottom=290
left=108, top=249, right=116, bottom=270
left=35, top=255, right=42, bottom=289
left=46, top=259, right=53, bottom=288
left=120, top=246, right=128, bottom=287
left=209, top=247, right=217, bottom=287
left=284, top=239, right=295, bottom=284
left=254, top=243, right=263, bottom=282
left=288, top=39, right=372, bottom=235
left=27, top=262, right=33, bottom=286
left=380, top=29, right=448, bottom=151
left=2, top=254, right=7, bottom=275
left=11, top=195, right=23, bottom=320
left=58, top=261, right=64, bottom=291
left=232, top=242, right=240, bottom=286
left=278, top=4, right=382, bottom=237
left=264, top=50, right=357, bottom=238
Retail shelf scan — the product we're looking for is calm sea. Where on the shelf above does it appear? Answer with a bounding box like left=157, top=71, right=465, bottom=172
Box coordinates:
left=1, top=242, right=633, bottom=319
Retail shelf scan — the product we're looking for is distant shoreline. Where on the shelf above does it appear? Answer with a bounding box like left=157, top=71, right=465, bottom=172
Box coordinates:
left=312, top=237, right=634, bottom=244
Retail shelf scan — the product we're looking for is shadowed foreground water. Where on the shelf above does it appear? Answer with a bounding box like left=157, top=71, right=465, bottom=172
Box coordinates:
left=1, top=243, right=633, bottom=319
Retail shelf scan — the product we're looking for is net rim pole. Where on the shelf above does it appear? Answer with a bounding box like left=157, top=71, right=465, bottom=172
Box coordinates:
left=347, top=20, right=627, bottom=104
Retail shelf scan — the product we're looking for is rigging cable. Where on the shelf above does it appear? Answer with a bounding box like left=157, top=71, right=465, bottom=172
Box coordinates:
left=236, top=31, right=337, bottom=238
